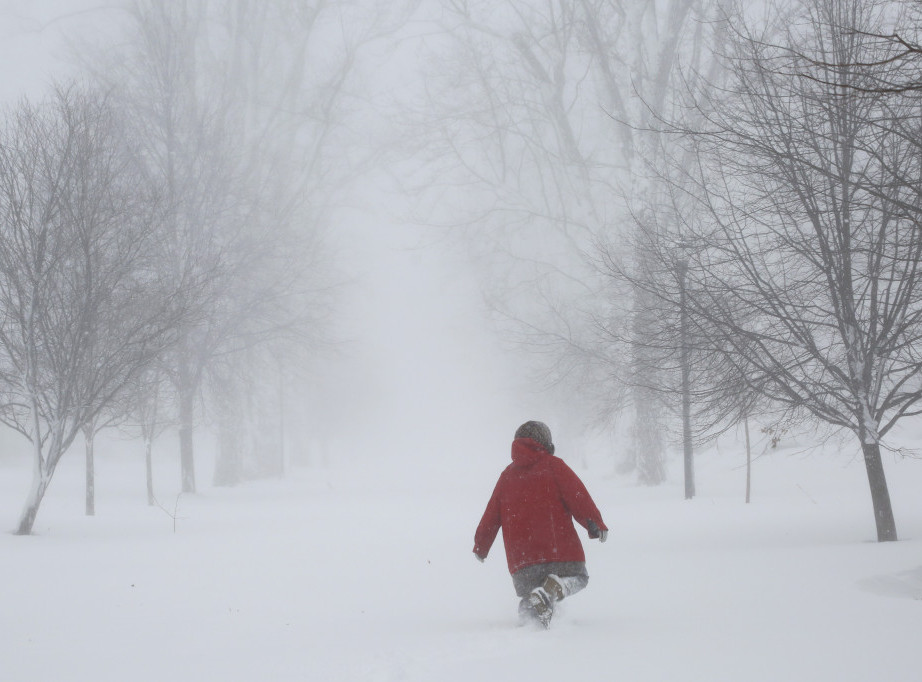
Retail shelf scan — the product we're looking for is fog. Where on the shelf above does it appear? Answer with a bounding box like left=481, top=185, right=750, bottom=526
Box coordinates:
left=309, top=202, right=546, bottom=468
left=0, top=0, right=552, bottom=476
left=1, top=0, right=920, bottom=519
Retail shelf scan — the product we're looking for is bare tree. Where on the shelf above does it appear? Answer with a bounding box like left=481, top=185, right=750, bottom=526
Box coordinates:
left=662, top=0, right=922, bottom=541
left=598, top=197, right=798, bottom=501
left=412, top=0, right=722, bottom=480
left=788, top=1, right=922, bottom=94
left=85, top=0, right=410, bottom=492
left=0, top=86, right=188, bottom=534
left=118, top=366, right=174, bottom=506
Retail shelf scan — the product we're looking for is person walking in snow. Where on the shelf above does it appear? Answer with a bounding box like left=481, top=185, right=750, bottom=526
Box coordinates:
left=473, top=420, right=608, bottom=628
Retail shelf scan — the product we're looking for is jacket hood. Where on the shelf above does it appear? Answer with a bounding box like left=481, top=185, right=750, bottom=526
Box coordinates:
left=510, top=437, right=551, bottom=469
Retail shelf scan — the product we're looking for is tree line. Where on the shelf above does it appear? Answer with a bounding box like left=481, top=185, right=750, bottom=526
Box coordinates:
left=411, top=0, right=922, bottom=542
left=4, top=0, right=412, bottom=535
left=8, top=0, right=921, bottom=545
left=610, top=0, right=922, bottom=542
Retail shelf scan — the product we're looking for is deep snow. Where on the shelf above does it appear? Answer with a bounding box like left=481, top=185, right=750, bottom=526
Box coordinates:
left=2, top=431, right=921, bottom=682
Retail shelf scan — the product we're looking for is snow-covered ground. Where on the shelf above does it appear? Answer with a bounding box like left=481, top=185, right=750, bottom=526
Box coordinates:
left=2, top=430, right=920, bottom=682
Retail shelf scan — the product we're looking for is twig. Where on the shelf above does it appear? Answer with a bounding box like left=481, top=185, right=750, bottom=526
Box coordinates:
left=152, top=493, right=184, bottom=533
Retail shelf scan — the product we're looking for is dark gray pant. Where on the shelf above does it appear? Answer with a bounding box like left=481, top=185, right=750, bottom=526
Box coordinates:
left=511, top=562, right=589, bottom=599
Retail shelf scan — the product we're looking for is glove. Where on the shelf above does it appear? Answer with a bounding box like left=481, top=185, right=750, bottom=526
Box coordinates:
left=587, top=519, right=607, bottom=542
left=474, top=551, right=485, bottom=563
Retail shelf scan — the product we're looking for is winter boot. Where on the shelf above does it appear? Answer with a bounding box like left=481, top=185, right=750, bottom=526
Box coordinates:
left=518, top=597, right=537, bottom=625
left=527, top=575, right=564, bottom=629
left=542, top=574, right=565, bottom=601
left=527, top=587, right=552, bottom=628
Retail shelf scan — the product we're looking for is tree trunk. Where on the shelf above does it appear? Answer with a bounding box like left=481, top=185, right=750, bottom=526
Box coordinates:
left=145, top=435, right=155, bottom=506
left=213, top=415, right=241, bottom=487
left=634, top=393, right=666, bottom=485
left=277, top=368, right=285, bottom=477
left=678, top=258, right=694, bottom=500
left=178, top=357, right=196, bottom=494
left=16, top=470, right=50, bottom=535
left=17, top=397, right=48, bottom=535
left=179, top=391, right=195, bottom=493
left=861, top=440, right=897, bottom=542
left=631, top=221, right=666, bottom=486
left=85, top=426, right=95, bottom=516
left=744, top=415, right=752, bottom=504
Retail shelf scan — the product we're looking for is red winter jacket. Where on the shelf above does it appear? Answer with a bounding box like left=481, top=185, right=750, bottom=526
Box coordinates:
left=473, top=438, right=608, bottom=575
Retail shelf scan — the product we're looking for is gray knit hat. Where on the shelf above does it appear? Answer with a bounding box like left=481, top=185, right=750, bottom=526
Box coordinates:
left=514, top=420, right=555, bottom=455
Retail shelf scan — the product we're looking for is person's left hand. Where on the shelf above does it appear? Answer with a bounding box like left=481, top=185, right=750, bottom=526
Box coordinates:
left=587, top=519, right=607, bottom=542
